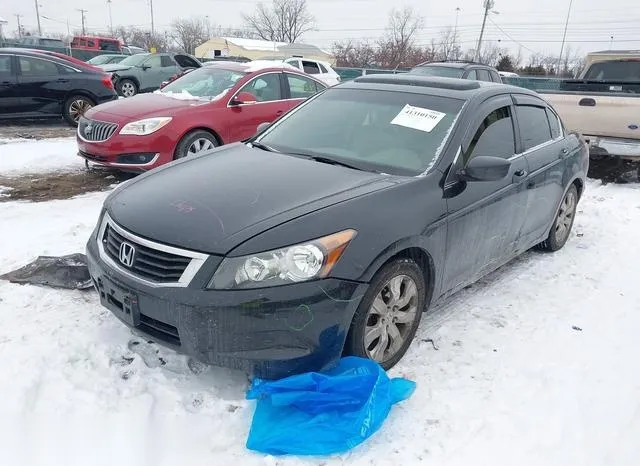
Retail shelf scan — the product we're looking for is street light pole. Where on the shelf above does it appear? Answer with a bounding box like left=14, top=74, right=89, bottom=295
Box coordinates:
left=149, top=0, right=155, bottom=35
left=557, top=0, right=574, bottom=76
left=34, top=0, right=42, bottom=35
left=107, top=0, right=113, bottom=35
left=77, top=9, right=87, bottom=35
left=475, top=0, right=494, bottom=62
left=14, top=14, right=24, bottom=38
left=454, top=7, right=461, bottom=41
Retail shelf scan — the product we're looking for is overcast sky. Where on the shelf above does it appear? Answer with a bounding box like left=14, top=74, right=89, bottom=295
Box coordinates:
left=2, top=0, right=639, bottom=57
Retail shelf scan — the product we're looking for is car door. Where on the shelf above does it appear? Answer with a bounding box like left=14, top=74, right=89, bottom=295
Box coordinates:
left=16, top=55, right=66, bottom=115
left=513, top=95, right=570, bottom=245
left=138, top=55, right=174, bottom=91
left=227, top=72, right=289, bottom=141
left=442, top=96, right=530, bottom=293
left=0, top=54, right=21, bottom=116
left=284, top=72, right=326, bottom=111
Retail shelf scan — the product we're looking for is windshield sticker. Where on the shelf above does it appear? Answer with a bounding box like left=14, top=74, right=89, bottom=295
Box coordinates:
left=390, top=104, right=446, bottom=133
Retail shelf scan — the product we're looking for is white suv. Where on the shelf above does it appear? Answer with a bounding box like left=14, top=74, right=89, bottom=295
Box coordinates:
left=260, top=56, right=341, bottom=86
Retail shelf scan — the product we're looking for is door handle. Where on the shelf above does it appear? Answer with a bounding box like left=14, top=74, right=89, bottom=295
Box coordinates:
left=56, top=78, right=70, bottom=83
left=276, top=110, right=284, bottom=115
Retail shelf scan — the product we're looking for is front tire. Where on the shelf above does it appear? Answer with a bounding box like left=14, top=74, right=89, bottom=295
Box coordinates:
left=117, top=79, right=138, bottom=97
left=344, top=259, right=425, bottom=370
left=174, top=130, right=219, bottom=160
left=539, top=184, right=578, bottom=251
left=63, top=95, right=94, bottom=126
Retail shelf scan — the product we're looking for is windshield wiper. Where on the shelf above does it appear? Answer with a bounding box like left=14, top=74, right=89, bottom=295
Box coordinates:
left=250, top=141, right=278, bottom=152
left=300, top=154, right=365, bottom=171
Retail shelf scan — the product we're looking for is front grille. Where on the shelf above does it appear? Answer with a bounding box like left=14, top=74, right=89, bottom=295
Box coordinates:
left=139, top=313, right=181, bottom=346
left=78, top=116, right=118, bottom=142
left=102, top=224, right=192, bottom=283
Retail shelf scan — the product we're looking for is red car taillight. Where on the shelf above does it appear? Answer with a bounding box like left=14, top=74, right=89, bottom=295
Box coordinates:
left=101, top=74, right=114, bottom=90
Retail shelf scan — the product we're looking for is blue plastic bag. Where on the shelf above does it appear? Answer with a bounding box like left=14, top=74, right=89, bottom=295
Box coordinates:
left=245, top=356, right=416, bottom=456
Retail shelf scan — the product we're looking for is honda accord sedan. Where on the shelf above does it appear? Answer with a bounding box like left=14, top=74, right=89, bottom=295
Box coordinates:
left=86, top=75, right=588, bottom=379
left=77, top=61, right=327, bottom=172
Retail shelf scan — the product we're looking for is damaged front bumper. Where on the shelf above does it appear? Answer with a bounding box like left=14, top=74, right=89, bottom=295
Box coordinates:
left=85, top=234, right=368, bottom=379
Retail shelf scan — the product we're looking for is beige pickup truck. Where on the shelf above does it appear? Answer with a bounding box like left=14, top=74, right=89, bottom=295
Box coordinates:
left=539, top=51, right=640, bottom=181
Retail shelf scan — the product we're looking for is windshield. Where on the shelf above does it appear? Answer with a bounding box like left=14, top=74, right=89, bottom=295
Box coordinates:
left=258, top=88, right=464, bottom=176
left=160, top=67, right=247, bottom=100
left=88, top=55, right=120, bottom=65
left=410, top=66, right=465, bottom=79
left=118, top=54, right=149, bottom=66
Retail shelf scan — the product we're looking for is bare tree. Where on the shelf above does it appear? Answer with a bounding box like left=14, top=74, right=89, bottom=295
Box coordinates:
left=171, top=18, right=210, bottom=54
left=214, top=26, right=259, bottom=39
left=242, top=0, right=315, bottom=43
left=332, top=40, right=378, bottom=67
left=378, top=6, right=424, bottom=68
left=434, top=27, right=462, bottom=61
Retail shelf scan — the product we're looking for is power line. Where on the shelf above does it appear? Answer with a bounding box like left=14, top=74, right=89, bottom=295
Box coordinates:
left=488, top=17, right=536, bottom=54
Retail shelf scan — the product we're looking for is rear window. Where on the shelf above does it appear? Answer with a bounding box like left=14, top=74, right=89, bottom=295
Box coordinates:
left=583, top=60, right=640, bottom=81
left=409, top=66, right=464, bottom=79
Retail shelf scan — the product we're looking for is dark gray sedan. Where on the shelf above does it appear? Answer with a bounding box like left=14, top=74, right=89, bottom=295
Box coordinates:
left=86, top=75, right=588, bottom=378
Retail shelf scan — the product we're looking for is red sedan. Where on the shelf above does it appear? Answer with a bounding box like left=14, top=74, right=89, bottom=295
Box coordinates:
left=77, top=61, right=328, bottom=171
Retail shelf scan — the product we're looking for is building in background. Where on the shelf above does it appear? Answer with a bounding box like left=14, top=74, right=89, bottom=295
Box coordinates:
left=195, top=37, right=335, bottom=65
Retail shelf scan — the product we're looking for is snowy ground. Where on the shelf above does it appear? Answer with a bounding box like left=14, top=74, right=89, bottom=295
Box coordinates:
left=1, top=137, right=640, bottom=466
left=0, top=137, right=82, bottom=176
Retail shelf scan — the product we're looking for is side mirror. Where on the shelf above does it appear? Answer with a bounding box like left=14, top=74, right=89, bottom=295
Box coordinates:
left=256, top=122, right=271, bottom=134
left=230, top=91, right=258, bottom=106
left=458, top=156, right=511, bottom=182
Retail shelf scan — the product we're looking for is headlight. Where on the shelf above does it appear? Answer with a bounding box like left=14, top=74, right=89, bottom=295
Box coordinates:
left=119, top=117, right=172, bottom=135
left=209, top=229, right=356, bottom=289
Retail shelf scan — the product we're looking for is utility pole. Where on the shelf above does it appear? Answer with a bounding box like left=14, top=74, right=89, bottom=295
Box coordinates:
left=77, top=9, right=87, bottom=35
left=454, top=7, right=461, bottom=40
left=14, top=14, right=24, bottom=38
left=34, top=0, right=42, bottom=35
left=557, top=0, right=573, bottom=77
left=475, top=0, right=494, bottom=62
left=149, top=0, right=155, bottom=35
left=107, top=0, right=113, bottom=35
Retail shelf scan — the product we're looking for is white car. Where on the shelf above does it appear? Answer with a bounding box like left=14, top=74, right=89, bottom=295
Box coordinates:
left=260, top=56, right=341, bottom=86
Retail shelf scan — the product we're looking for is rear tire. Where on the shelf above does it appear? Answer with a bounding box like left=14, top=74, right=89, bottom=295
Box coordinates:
left=538, top=184, right=578, bottom=252
left=344, top=258, right=425, bottom=370
left=63, top=95, right=95, bottom=126
left=174, top=130, right=219, bottom=160
left=117, top=79, right=138, bottom=97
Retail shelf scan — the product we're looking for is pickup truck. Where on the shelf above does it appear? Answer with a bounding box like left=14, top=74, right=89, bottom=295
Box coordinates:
left=539, top=53, right=640, bottom=181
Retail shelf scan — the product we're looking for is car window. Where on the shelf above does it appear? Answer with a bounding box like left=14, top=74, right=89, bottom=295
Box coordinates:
left=239, top=73, right=282, bottom=102
left=477, top=69, right=491, bottom=81
left=0, top=55, right=13, bottom=78
left=259, top=88, right=465, bottom=176
left=545, top=107, right=563, bottom=139
left=287, top=74, right=322, bottom=99
left=516, top=105, right=553, bottom=150
left=143, top=55, right=163, bottom=68
left=463, top=106, right=516, bottom=163
left=160, top=55, right=174, bottom=67
left=174, top=55, right=200, bottom=68
left=466, top=69, right=478, bottom=80
left=18, top=57, right=59, bottom=77
left=491, top=71, right=502, bottom=82
left=302, top=60, right=320, bottom=74
left=410, top=66, right=464, bottom=78
left=318, top=63, right=328, bottom=73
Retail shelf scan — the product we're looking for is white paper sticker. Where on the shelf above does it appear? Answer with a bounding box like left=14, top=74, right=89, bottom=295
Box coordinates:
left=390, top=104, right=447, bottom=133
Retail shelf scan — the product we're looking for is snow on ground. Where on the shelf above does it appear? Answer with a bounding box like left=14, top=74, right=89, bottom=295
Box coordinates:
left=0, top=137, right=83, bottom=176
left=1, top=173, right=640, bottom=465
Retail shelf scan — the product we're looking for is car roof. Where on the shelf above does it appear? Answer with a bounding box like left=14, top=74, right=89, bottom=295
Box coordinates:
left=204, top=60, right=300, bottom=73
left=339, top=74, right=537, bottom=101
left=413, top=61, right=493, bottom=70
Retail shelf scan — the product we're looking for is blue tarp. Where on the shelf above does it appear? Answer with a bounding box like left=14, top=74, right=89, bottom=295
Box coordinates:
left=245, top=356, right=416, bottom=456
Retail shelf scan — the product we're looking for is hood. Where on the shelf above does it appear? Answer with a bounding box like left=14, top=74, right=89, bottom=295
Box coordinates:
left=85, top=93, right=210, bottom=120
left=100, top=64, right=133, bottom=72
left=106, top=144, right=395, bottom=254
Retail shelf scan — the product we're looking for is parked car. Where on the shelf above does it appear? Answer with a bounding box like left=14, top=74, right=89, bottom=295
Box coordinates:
left=260, top=55, right=341, bottom=86
left=77, top=61, right=327, bottom=171
left=0, top=48, right=118, bottom=125
left=71, top=35, right=121, bottom=53
left=538, top=52, right=640, bottom=181
left=85, top=74, right=588, bottom=379
left=16, top=36, right=66, bottom=48
left=121, top=45, right=146, bottom=55
left=409, top=60, right=503, bottom=83
left=99, top=52, right=202, bottom=97
left=0, top=47, right=103, bottom=72
left=87, top=54, right=127, bottom=66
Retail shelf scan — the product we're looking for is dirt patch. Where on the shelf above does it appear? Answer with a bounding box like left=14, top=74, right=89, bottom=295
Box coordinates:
left=0, top=121, right=76, bottom=140
left=0, top=170, right=134, bottom=202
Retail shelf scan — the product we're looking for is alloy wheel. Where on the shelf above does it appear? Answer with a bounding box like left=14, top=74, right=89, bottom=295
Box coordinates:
left=555, top=189, right=577, bottom=243
left=187, top=138, right=216, bottom=155
left=121, top=82, right=136, bottom=97
left=69, top=99, right=93, bottom=123
left=364, top=274, right=419, bottom=363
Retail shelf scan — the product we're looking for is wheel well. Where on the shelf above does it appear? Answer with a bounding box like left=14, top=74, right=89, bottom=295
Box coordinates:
left=572, top=178, right=584, bottom=199
left=181, top=127, right=223, bottom=146
left=64, top=91, right=96, bottom=105
left=382, top=247, right=436, bottom=308
left=118, top=76, right=139, bottom=88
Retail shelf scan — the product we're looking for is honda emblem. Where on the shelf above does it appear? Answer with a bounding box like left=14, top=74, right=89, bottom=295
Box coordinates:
left=119, top=242, right=136, bottom=267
